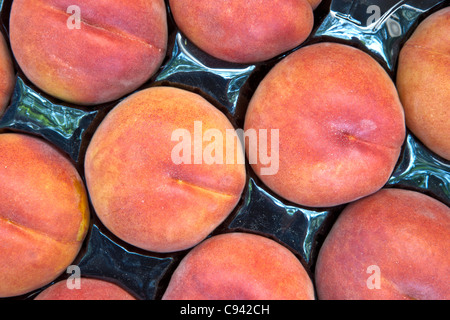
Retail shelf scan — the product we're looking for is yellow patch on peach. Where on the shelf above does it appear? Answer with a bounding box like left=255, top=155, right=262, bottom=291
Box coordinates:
left=0, top=133, right=90, bottom=298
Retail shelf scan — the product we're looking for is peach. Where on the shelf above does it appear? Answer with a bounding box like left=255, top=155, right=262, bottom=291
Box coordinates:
left=244, top=42, right=406, bottom=208
left=168, top=0, right=314, bottom=64
left=0, top=133, right=90, bottom=298
left=84, top=86, right=246, bottom=253
left=34, top=278, right=137, bottom=300
left=9, top=0, right=168, bottom=106
left=315, top=188, right=450, bottom=300
left=162, top=232, right=315, bottom=300
left=0, top=33, right=15, bottom=117
left=396, top=7, right=450, bottom=160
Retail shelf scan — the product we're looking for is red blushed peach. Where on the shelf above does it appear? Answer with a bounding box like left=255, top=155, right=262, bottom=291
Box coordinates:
left=315, top=188, right=450, bottom=300
left=34, top=278, right=137, bottom=300
left=0, top=33, right=14, bottom=117
left=9, top=0, right=167, bottom=106
left=84, top=86, right=246, bottom=253
left=0, top=133, right=90, bottom=298
left=168, top=0, right=314, bottom=64
left=244, top=42, right=406, bottom=208
left=162, top=232, right=315, bottom=300
left=396, top=7, right=450, bottom=160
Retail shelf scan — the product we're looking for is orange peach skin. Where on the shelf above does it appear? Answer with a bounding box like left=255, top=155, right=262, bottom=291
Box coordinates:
left=315, top=188, right=450, bottom=300
left=0, top=133, right=90, bottom=298
left=34, top=278, right=136, bottom=300
left=396, top=7, right=450, bottom=160
left=244, top=42, right=406, bottom=208
left=162, top=232, right=315, bottom=300
left=169, top=0, right=313, bottom=64
left=9, top=0, right=167, bottom=106
left=0, top=33, right=14, bottom=117
left=84, top=86, right=246, bottom=253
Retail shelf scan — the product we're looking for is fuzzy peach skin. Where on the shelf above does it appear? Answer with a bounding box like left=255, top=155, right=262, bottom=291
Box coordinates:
left=315, top=188, right=450, bottom=300
left=9, top=0, right=167, bottom=106
left=34, top=278, right=137, bottom=300
left=244, top=42, right=406, bottom=208
left=396, top=7, right=450, bottom=160
left=168, top=0, right=313, bottom=64
left=0, top=33, right=15, bottom=117
left=0, top=133, right=90, bottom=298
left=84, top=86, right=246, bottom=253
left=162, top=232, right=315, bottom=300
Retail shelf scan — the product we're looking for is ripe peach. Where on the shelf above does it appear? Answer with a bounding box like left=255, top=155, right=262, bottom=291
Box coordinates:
left=315, top=188, right=450, bottom=300
left=0, top=32, right=14, bottom=117
left=168, top=0, right=314, bottom=64
left=34, top=278, right=136, bottom=300
left=84, top=86, right=246, bottom=253
left=244, top=42, right=406, bottom=208
left=9, top=0, right=168, bottom=106
left=0, top=133, right=90, bottom=298
left=396, top=7, right=450, bottom=160
left=162, top=232, right=315, bottom=300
